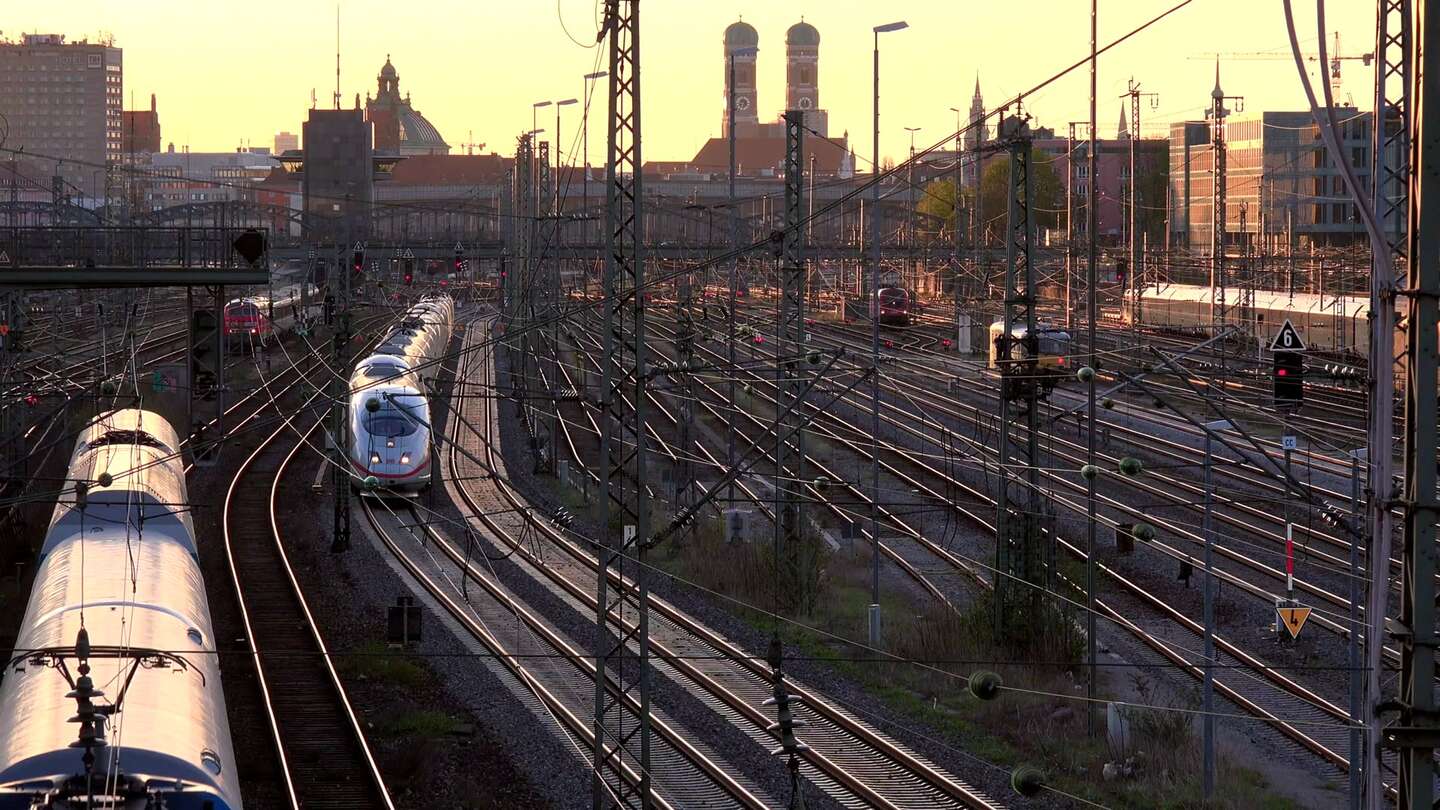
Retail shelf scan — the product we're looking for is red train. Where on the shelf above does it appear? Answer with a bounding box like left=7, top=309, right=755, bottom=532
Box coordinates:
left=872, top=286, right=919, bottom=327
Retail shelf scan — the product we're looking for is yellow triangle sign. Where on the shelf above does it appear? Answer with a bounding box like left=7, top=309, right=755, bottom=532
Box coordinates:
left=1277, top=605, right=1311, bottom=639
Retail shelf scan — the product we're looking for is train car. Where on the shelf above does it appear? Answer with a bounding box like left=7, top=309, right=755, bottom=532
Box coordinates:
left=345, top=295, right=454, bottom=493
left=988, top=320, right=1073, bottom=395
left=0, top=409, right=241, bottom=810
left=872, top=286, right=919, bottom=327
left=224, top=282, right=316, bottom=351
left=1122, top=283, right=1371, bottom=356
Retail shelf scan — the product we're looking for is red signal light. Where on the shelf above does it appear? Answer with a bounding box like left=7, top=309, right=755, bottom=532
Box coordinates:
left=23, top=394, right=38, bottom=407
left=941, top=338, right=952, bottom=348
left=1277, top=368, right=1288, bottom=377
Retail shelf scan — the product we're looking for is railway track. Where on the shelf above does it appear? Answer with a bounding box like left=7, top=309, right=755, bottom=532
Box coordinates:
left=468, top=313, right=1004, bottom=809
left=605, top=305, right=1382, bottom=787
left=221, top=344, right=394, bottom=809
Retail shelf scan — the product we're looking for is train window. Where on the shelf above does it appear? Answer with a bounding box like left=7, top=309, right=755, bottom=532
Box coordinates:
left=87, top=429, right=166, bottom=450
left=365, top=412, right=418, bottom=437
left=363, top=363, right=407, bottom=381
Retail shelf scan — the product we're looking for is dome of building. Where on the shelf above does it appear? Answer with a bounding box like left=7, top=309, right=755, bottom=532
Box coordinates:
left=786, top=21, right=819, bottom=47
left=725, top=20, right=759, bottom=49
left=380, top=56, right=397, bottom=80
left=397, top=107, right=449, bottom=154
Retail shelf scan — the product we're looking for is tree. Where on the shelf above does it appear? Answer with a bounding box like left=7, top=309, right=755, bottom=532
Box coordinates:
left=916, top=150, right=1064, bottom=245
left=1134, top=150, right=1169, bottom=243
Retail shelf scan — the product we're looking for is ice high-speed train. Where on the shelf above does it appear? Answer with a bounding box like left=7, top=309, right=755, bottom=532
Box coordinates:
left=0, top=409, right=241, bottom=809
left=346, top=295, right=455, bottom=492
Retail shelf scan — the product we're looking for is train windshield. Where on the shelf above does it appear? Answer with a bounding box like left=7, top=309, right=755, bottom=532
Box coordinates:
left=227, top=303, right=260, bottom=319
left=878, top=289, right=909, bottom=305
left=365, top=411, right=419, bottom=438
left=1035, top=330, right=1070, bottom=356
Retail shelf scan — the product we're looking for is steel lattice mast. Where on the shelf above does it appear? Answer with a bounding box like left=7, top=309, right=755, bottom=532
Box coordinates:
left=776, top=110, right=807, bottom=606
left=593, top=0, right=652, bottom=806
left=1363, top=3, right=1407, bottom=802
left=994, top=128, right=1045, bottom=637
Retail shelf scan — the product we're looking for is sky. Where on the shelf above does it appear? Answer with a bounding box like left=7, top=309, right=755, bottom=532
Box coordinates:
left=7, top=1, right=1378, bottom=168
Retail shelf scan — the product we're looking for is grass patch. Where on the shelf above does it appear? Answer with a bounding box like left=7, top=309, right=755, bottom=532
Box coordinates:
left=341, top=641, right=427, bottom=689
left=379, top=709, right=466, bottom=738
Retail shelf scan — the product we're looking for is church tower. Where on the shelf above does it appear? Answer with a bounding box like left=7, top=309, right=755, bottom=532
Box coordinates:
left=964, top=78, right=987, bottom=187
left=369, top=56, right=402, bottom=152
left=723, top=21, right=759, bottom=138
left=785, top=20, right=826, bottom=136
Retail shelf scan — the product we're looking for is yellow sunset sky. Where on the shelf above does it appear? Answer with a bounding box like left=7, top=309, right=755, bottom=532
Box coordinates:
left=7, top=1, right=1377, bottom=167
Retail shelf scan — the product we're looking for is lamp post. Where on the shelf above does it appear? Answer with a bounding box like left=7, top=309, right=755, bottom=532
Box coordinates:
left=533, top=101, right=552, bottom=212
left=869, top=19, right=908, bottom=648
left=949, top=106, right=962, bottom=313
left=555, top=98, right=578, bottom=213
left=904, top=126, right=921, bottom=253
left=582, top=71, right=607, bottom=232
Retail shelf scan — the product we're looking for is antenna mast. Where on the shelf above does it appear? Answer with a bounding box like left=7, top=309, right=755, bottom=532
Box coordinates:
left=333, top=4, right=341, bottom=110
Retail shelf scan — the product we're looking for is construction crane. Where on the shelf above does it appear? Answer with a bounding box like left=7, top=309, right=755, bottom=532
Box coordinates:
left=460, top=130, right=487, bottom=155
left=1192, top=33, right=1373, bottom=105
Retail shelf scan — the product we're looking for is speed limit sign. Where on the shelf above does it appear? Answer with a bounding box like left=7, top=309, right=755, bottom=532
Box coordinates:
left=1270, top=319, right=1308, bottom=352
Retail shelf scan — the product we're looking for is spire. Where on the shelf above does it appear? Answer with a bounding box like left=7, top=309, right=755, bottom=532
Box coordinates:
left=1118, top=105, right=1130, bottom=139
left=973, top=76, right=982, bottom=100
left=1211, top=59, right=1224, bottom=101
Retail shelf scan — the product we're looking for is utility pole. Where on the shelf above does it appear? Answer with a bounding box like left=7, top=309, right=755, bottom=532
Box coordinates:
left=1065, top=121, right=1086, bottom=332
left=1206, top=68, right=1243, bottom=344
left=995, top=121, right=1045, bottom=642
left=538, top=139, right=559, bottom=474
left=593, top=1, right=651, bottom=807
left=1122, top=80, right=1159, bottom=329
left=868, top=19, right=909, bottom=649
left=949, top=107, right=963, bottom=344
left=330, top=229, right=353, bottom=552
left=1364, top=3, right=1407, bottom=805
left=776, top=110, right=807, bottom=608
left=1389, top=6, right=1438, bottom=807
left=1084, top=0, right=1100, bottom=739
left=726, top=45, right=754, bottom=524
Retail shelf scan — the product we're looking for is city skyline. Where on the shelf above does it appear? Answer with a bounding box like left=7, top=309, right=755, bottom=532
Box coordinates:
left=7, top=1, right=1377, bottom=169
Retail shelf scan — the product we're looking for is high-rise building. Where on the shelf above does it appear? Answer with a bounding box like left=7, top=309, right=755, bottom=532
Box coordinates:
left=1168, top=109, right=1384, bottom=252
left=274, top=131, right=299, bottom=154
left=0, top=33, right=123, bottom=192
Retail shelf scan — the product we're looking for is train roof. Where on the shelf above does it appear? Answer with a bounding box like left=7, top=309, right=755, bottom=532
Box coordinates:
left=990, top=320, right=1071, bottom=338
left=51, top=410, right=194, bottom=557
left=1130, top=283, right=1370, bottom=319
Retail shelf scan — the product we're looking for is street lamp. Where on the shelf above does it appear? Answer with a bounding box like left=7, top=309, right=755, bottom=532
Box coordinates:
left=554, top=98, right=578, bottom=213
left=869, top=19, right=907, bottom=649
left=904, top=126, right=921, bottom=249
left=582, top=71, right=607, bottom=215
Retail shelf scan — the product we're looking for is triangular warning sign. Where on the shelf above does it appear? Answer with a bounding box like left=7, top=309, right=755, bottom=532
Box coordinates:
left=403, top=248, right=415, bottom=259
left=352, top=241, right=364, bottom=252
left=0, top=250, right=11, bottom=265
left=454, top=241, right=464, bottom=252
left=1269, top=319, right=1307, bottom=352
left=1277, top=605, right=1311, bottom=639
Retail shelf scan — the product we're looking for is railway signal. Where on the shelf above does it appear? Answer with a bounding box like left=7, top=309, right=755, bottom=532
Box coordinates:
left=351, top=247, right=365, bottom=275
left=1273, top=351, right=1304, bottom=407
